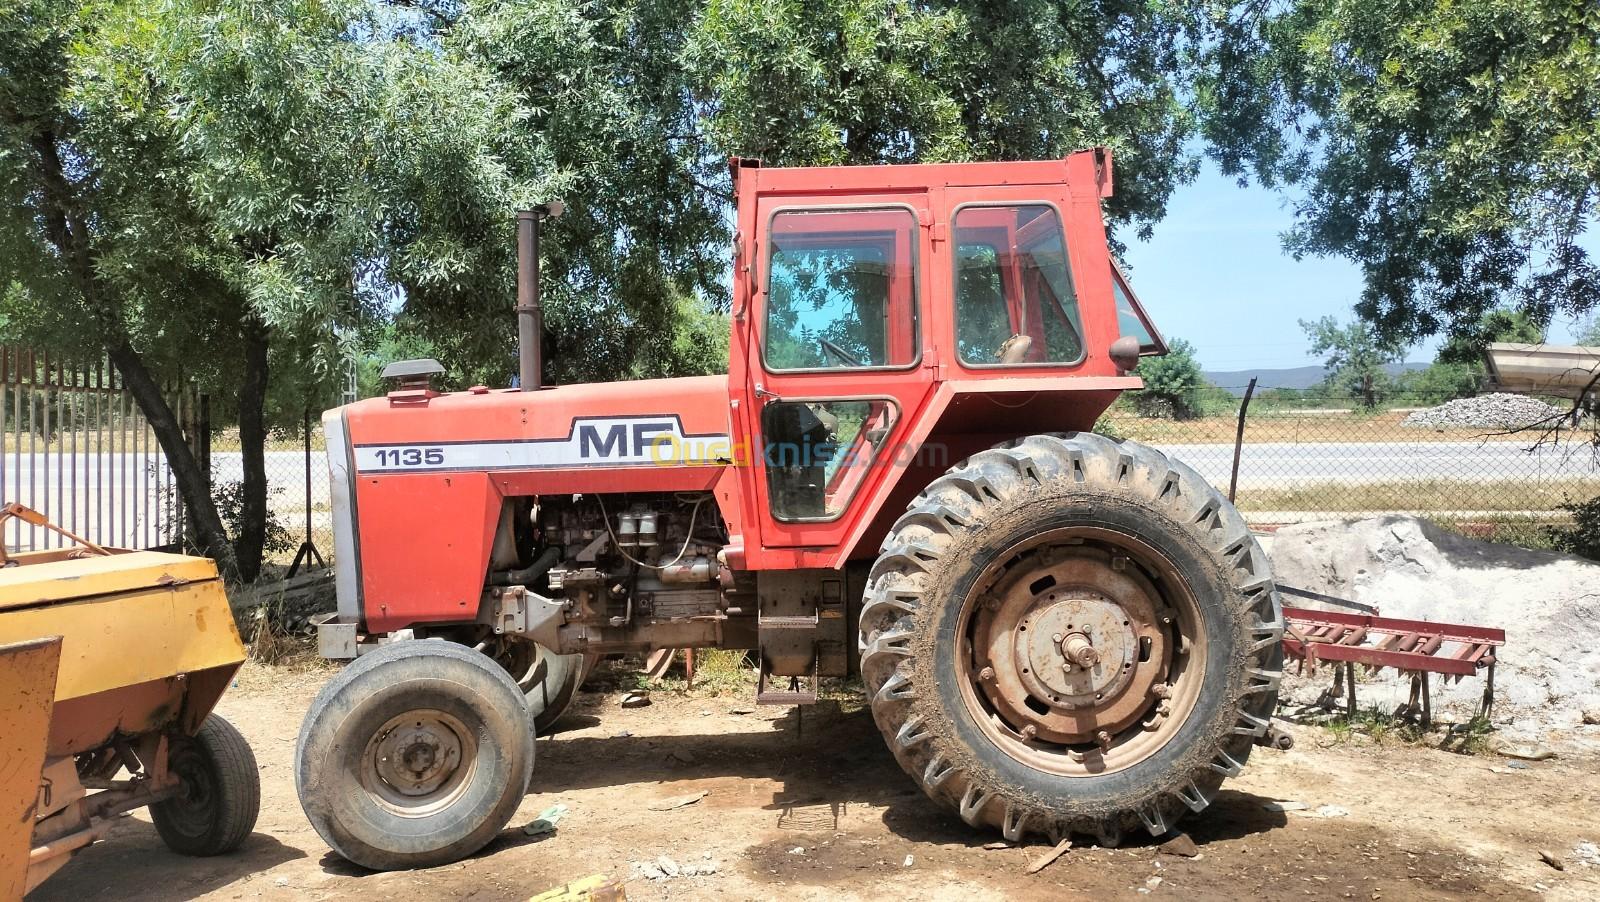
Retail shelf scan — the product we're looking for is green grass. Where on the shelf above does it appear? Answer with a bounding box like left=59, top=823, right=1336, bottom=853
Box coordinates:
left=1320, top=706, right=1497, bottom=756
left=629, top=648, right=758, bottom=697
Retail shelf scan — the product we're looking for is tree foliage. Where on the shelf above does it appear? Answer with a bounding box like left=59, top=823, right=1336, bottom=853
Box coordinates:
left=1435, top=309, right=1545, bottom=366
left=1205, top=0, right=1600, bottom=344
left=0, top=0, right=534, bottom=577
left=1301, top=315, right=1406, bottom=408
left=1134, top=338, right=1206, bottom=419
left=690, top=0, right=1207, bottom=233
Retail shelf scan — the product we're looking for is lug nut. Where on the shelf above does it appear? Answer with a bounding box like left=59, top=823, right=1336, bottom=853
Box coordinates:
left=978, top=666, right=995, bottom=681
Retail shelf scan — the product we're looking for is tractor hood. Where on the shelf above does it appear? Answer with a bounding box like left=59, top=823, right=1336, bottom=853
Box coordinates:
left=338, top=373, right=734, bottom=470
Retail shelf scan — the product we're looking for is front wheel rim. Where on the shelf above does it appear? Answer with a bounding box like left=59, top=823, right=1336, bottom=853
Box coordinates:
left=360, top=709, right=479, bottom=817
left=956, top=525, right=1208, bottom=777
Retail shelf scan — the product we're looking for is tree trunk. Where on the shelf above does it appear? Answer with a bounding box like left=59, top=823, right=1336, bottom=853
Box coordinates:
left=19, top=115, right=240, bottom=578
left=105, top=339, right=239, bottom=579
left=233, top=311, right=271, bottom=582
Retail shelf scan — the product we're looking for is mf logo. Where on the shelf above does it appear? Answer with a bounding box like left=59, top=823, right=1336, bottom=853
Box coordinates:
left=577, top=421, right=675, bottom=460
left=353, top=415, right=730, bottom=473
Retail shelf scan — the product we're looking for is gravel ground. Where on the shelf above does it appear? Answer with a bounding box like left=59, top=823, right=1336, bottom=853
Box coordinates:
left=28, top=660, right=1600, bottom=902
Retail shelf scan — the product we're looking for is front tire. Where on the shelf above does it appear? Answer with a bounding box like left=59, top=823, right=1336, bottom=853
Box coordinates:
left=859, top=433, right=1283, bottom=844
left=296, top=639, right=535, bottom=871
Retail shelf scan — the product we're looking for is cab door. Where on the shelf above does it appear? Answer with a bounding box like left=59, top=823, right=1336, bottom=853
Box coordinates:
left=744, top=198, right=937, bottom=550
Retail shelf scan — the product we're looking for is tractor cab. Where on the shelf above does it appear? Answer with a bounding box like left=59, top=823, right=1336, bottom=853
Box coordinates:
left=725, top=150, right=1166, bottom=565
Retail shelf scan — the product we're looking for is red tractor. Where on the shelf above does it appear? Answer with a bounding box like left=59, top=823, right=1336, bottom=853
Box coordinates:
left=296, top=150, right=1285, bottom=870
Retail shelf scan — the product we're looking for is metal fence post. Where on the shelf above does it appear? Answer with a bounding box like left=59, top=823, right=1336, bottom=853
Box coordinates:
left=1228, top=377, right=1258, bottom=504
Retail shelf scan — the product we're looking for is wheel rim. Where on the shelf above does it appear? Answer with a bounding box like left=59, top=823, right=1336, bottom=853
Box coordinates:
left=361, top=710, right=478, bottom=816
left=957, top=525, right=1207, bottom=777
left=161, top=740, right=218, bottom=837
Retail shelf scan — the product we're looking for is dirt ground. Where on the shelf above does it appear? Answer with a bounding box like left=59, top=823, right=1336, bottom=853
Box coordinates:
left=32, top=661, right=1600, bottom=902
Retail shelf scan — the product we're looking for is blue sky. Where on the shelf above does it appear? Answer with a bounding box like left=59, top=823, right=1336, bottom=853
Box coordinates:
left=1120, top=163, right=1589, bottom=373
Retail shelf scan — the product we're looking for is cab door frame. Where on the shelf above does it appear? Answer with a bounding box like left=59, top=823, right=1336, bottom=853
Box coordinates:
left=731, top=190, right=941, bottom=562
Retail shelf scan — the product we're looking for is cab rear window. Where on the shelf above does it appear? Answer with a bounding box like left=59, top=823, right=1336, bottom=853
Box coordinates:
left=1111, top=262, right=1167, bottom=356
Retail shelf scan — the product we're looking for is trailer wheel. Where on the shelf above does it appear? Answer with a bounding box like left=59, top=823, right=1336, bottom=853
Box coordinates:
left=296, top=639, right=534, bottom=871
left=151, top=715, right=261, bottom=856
left=860, top=433, right=1284, bottom=844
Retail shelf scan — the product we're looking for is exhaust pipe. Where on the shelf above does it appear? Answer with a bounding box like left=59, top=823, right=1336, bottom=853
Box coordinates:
left=516, top=201, right=564, bottom=391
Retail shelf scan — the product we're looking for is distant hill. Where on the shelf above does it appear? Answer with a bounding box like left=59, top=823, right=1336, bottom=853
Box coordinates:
left=1203, top=362, right=1428, bottom=394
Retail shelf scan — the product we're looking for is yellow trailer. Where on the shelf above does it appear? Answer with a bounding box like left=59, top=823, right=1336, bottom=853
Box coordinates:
left=0, top=504, right=259, bottom=897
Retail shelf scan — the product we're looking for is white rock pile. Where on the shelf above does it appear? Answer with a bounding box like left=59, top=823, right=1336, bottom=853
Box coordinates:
left=1402, top=392, right=1568, bottom=429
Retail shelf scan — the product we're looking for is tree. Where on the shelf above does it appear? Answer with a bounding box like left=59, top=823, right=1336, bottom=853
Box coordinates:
left=689, top=0, right=1211, bottom=234
left=0, top=0, right=531, bottom=579
left=1436, top=309, right=1545, bottom=367
left=1134, top=338, right=1206, bottom=419
left=1576, top=316, right=1600, bottom=347
left=1396, top=308, right=1547, bottom=400
left=1203, top=0, right=1600, bottom=344
left=1301, top=316, right=1406, bottom=408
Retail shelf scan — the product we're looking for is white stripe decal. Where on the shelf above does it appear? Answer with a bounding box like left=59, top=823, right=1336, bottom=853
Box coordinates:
left=353, top=416, right=732, bottom=473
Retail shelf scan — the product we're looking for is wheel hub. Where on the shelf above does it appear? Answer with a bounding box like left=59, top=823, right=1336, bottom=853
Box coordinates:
left=1018, top=593, right=1137, bottom=705
left=960, top=534, right=1203, bottom=775
left=372, top=714, right=465, bottom=799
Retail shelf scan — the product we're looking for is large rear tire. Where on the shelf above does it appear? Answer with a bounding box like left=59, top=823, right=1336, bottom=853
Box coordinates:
left=859, top=433, right=1283, bottom=844
left=296, top=639, right=534, bottom=871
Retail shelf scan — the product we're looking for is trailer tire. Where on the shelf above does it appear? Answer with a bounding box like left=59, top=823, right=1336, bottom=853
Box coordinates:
left=296, top=639, right=534, bottom=871
left=152, top=715, right=261, bottom=856
left=860, top=433, right=1284, bottom=844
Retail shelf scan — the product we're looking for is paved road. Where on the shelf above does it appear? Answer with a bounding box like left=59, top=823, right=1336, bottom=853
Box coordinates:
left=1158, top=439, right=1600, bottom=489
left=5, top=441, right=1597, bottom=550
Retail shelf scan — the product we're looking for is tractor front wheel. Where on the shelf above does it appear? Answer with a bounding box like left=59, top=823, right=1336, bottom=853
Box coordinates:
left=296, top=639, right=534, bottom=870
left=860, top=432, right=1283, bottom=844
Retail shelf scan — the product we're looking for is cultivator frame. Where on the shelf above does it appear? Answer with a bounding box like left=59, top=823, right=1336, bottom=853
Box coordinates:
left=1282, top=602, right=1505, bottom=727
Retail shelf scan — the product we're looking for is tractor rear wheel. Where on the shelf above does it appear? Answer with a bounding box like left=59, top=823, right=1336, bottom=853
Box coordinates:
left=296, top=639, right=534, bottom=870
left=860, top=432, right=1283, bottom=844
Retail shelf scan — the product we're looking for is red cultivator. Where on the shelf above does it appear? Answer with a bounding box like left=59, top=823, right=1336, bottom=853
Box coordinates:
left=1280, top=589, right=1505, bottom=727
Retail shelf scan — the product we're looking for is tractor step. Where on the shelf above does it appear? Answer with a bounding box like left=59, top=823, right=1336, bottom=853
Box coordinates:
left=756, top=654, right=818, bottom=705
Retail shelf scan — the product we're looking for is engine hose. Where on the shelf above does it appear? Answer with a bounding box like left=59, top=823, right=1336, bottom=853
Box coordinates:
left=489, top=545, right=561, bottom=587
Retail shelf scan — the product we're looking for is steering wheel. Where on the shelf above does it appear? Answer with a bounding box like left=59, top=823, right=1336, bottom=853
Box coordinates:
left=819, top=338, right=863, bottom=367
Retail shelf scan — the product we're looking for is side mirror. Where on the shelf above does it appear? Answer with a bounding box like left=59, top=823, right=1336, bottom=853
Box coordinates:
left=1109, top=336, right=1140, bottom=375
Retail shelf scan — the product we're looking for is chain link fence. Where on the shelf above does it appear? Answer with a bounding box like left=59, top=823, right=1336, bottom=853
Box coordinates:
left=216, top=421, right=334, bottom=572
left=1102, top=388, right=1598, bottom=546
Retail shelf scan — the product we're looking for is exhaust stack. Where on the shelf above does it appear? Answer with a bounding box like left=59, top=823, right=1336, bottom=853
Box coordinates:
left=516, top=201, right=564, bottom=391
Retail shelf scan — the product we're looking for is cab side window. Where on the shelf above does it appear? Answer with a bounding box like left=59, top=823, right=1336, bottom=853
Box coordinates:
left=952, top=204, right=1083, bottom=366
left=764, top=208, right=919, bottom=371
